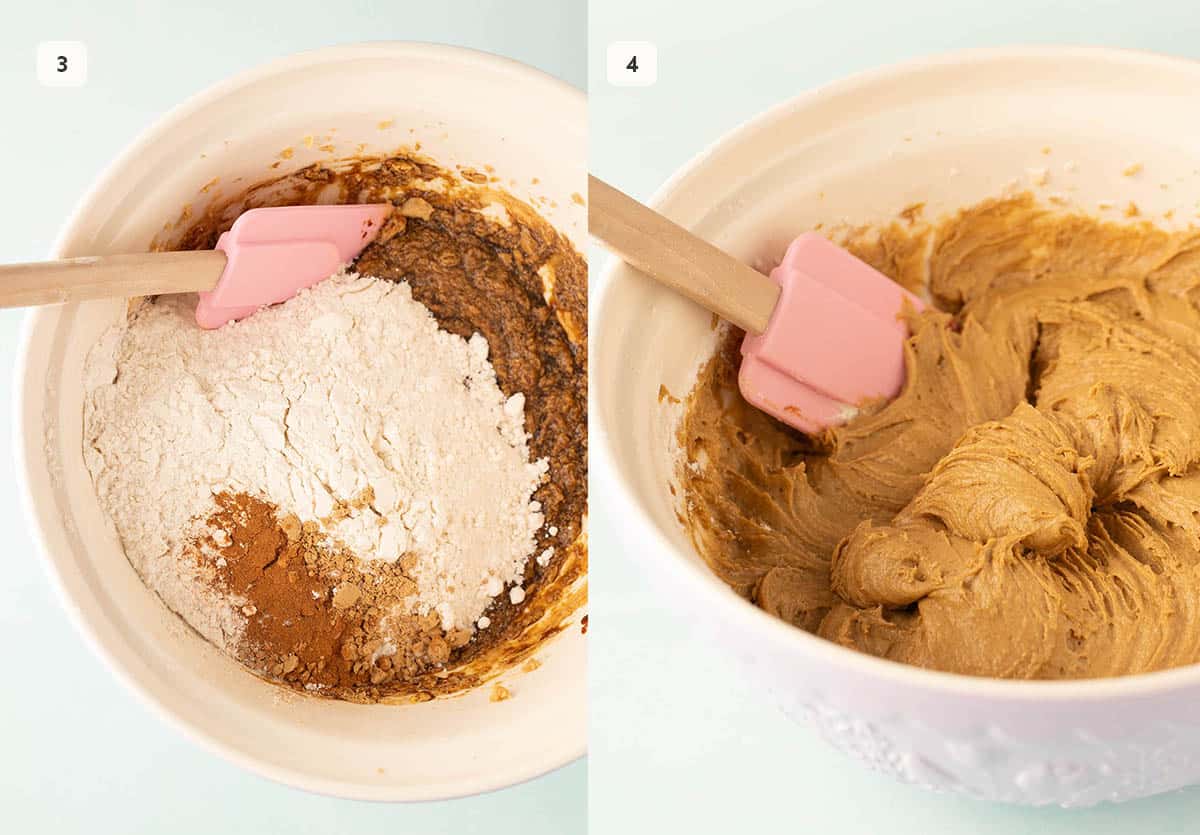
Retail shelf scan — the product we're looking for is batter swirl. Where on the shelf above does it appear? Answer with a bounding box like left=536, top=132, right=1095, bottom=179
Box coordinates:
left=678, top=195, right=1200, bottom=678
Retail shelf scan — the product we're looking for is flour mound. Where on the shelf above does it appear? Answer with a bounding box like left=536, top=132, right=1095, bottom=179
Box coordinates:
left=83, top=270, right=547, bottom=632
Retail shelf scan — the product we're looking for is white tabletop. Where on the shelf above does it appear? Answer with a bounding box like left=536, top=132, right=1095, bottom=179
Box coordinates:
left=0, top=1, right=585, bottom=832
left=590, top=0, right=1200, bottom=832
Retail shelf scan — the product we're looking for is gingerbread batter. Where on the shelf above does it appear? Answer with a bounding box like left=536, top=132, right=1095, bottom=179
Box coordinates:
left=678, top=195, right=1200, bottom=679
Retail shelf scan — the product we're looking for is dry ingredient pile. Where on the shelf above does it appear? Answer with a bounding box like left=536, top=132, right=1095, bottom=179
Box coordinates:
left=676, top=194, right=1200, bottom=681
left=85, top=272, right=545, bottom=690
left=82, top=155, right=588, bottom=701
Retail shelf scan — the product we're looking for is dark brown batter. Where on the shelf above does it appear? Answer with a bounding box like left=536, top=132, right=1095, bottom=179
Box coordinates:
left=678, top=195, right=1200, bottom=680
left=161, top=153, right=587, bottom=700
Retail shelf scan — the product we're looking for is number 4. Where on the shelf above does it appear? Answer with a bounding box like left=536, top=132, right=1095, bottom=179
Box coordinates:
left=607, top=42, right=655, bottom=87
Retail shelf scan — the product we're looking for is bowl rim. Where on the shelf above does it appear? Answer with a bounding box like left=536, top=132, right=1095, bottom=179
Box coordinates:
left=593, top=43, right=1200, bottom=701
left=14, top=40, right=585, bottom=801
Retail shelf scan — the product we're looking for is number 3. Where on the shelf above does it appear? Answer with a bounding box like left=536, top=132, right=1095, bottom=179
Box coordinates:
left=57, top=55, right=68, bottom=72
left=626, top=56, right=638, bottom=73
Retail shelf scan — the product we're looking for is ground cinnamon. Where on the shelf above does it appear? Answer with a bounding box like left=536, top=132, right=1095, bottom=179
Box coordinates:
left=204, top=492, right=470, bottom=698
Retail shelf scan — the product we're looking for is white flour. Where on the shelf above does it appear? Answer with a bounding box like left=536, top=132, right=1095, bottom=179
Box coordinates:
left=83, top=270, right=548, bottom=634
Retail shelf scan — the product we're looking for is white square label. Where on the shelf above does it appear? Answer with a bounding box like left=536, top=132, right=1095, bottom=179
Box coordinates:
left=607, top=41, right=657, bottom=87
left=37, top=41, right=87, bottom=87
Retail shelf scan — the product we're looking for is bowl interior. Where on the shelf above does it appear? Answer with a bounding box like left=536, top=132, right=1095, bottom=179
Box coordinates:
left=595, top=47, right=1200, bottom=679
left=19, top=44, right=585, bottom=801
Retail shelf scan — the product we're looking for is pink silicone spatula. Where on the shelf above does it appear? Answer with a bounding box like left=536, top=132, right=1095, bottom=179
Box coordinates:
left=589, top=175, right=923, bottom=433
left=0, top=203, right=393, bottom=328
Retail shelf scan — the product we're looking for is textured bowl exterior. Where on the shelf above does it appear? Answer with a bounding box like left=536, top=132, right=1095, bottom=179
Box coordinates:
left=15, top=43, right=586, bottom=801
left=593, top=46, right=1200, bottom=807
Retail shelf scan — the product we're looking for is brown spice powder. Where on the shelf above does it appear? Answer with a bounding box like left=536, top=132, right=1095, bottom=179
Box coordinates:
left=204, top=492, right=470, bottom=698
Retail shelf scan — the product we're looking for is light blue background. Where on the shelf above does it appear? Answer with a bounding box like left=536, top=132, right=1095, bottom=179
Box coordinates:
left=0, top=1, right=585, bottom=832
left=590, top=1, right=1200, bottom=833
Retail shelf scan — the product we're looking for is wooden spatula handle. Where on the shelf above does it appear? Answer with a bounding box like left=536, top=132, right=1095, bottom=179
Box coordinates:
left=0, top=250, right=227, bottom=308
left=588, top=175, right=780, bottom=334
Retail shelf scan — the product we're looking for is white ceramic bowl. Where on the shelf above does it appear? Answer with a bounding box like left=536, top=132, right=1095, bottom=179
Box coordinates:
left=594, top=46, right=1200, bottom=808
left=16, top=43, right=586, bottom=801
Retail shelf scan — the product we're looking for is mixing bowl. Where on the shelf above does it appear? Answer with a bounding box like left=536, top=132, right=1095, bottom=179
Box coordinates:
left=593, top=46, right=1200, bottom=807
left=16, top=42, right=586, bottom=801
